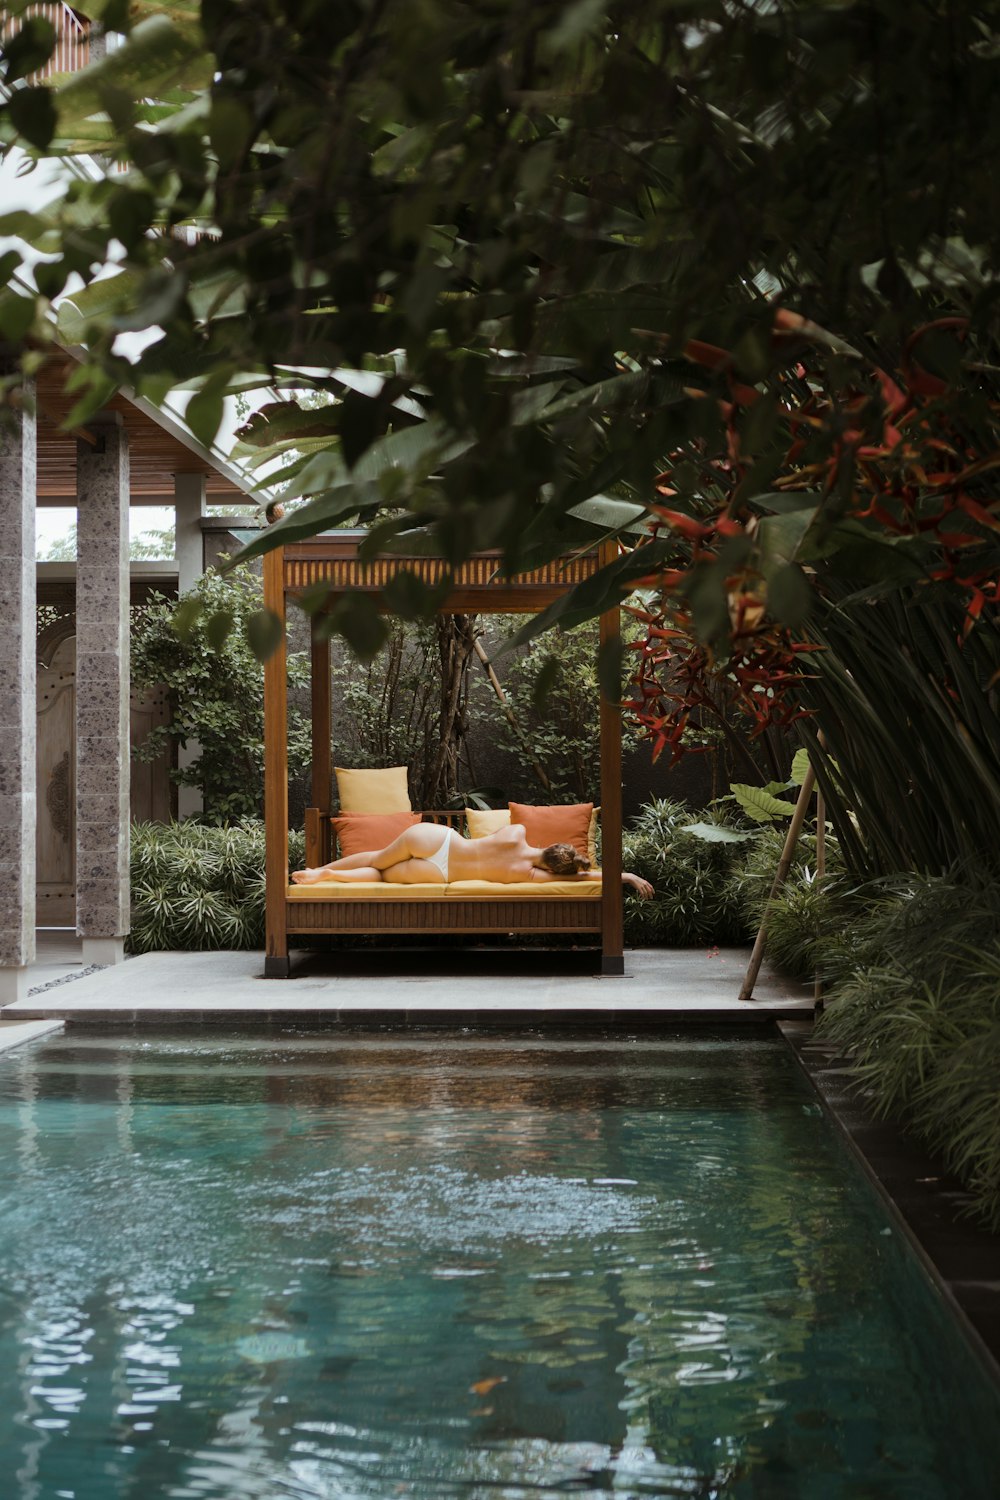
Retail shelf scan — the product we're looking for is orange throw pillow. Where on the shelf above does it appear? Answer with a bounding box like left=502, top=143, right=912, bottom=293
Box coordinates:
left=331, top=811, right=421, bottom=858
left=508, top=802, right=594, bottom=861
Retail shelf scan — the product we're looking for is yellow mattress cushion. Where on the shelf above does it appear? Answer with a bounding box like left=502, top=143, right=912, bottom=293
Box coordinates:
left=287, top=878, right=602, bottom=902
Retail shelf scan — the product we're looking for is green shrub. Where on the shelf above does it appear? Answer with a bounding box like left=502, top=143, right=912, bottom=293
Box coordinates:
left=622, top=798, right=753, bottom=946
left=128, top=820, right=304, bottom=953
left=130, top=566, right=311, bottom=823
left=818, top=871, right=1000, bottom=1231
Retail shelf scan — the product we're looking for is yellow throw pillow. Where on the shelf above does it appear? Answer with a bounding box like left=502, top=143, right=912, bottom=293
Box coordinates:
left=335, top=765, right=411, bottom=813
left=588, top=807, right=600, bottom=867
left=465, top=808, right=511, bottom=838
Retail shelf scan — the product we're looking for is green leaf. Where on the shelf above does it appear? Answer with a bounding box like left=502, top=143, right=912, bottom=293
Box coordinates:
left=246, top=608, right=283, bottom=662
left=681, top=821, right=753, bottom=844
left=496, top=541, right=672, bottom=656
left=226, top=479, right=385, bottom=569
left=756, top=507, right=818, bottom=569
left=730, top=783, right=797, bottom=822
left=0, top=290, right=37, bottom=342
left=2, top=17, right=56, bottom=83
left=767, top=561, right=812, bottom=627
left=7, top=86, right=57, bottom=149
left=789, top=748, right=811, bottom=786
left=330, top=594, right=387, bottom=663
left=205, top=610, right=234, bottom=650
left=54, top=16, right=210, bottom=132
left=566, top=494, right=651, bottom=536
left=185, top=375, right=227, bottom=451
left=62, top=368, right=121, bottom=430
left=544, top=0, right=607, bottom=51
left=172, top=596, right=203, bottom=642
left=530, top=655, right=561, bottom=713
left=208, top=95, right=253, bottom=170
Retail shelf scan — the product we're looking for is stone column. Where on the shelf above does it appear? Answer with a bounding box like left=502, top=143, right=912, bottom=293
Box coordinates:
left=76, top=417, right=130, bottom=965
left=174, top=471, right=206, bottom=819
left=174, top=470, right=205, bottom=594
left=0, top=387, right=36, bottom=1006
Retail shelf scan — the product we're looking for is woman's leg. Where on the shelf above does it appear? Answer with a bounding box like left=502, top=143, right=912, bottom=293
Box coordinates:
left=291, top=861, right=382, bottom=885
left=367, top=823, right=452, bottom=871
left=291, top=825, right=451, bottom=885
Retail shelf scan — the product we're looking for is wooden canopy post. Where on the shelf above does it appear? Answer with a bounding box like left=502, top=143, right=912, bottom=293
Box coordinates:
left=305, top=626, right=332, bottom=869
left=599, top=551, right=624, bottom=976
left=263, top=547, right=290, bottom=977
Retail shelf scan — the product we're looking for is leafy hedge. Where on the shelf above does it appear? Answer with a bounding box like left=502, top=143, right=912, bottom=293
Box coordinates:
left=621, top=798, right=832, bottom=948
left=759, top=867, right=1000, bottom=1232
left=128, top=821, right=304, bottom=954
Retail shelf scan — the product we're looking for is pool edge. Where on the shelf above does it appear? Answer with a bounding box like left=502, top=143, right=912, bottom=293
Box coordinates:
left=779, top=1019, right=1000, bottom=1394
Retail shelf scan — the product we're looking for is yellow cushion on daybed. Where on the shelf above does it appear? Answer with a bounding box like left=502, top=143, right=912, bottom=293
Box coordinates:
left=286, top=878, right=602, bottom=901
left=335, top=765, right=411, bottom=813
left=465, top=808, right=511, bottom=838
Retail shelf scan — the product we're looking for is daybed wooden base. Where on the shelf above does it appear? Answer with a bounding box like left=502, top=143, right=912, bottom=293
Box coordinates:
left=270, top=879, right=611, bottom=976
left=287, top=883, right=601, bottom=937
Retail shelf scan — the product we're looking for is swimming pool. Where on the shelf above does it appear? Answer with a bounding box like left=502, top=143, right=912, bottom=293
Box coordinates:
left=0, top=1030, right=996, bottom=1499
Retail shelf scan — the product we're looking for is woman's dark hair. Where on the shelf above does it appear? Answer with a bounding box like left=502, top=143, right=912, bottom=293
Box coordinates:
left=539, top=842, right=591, bottom=876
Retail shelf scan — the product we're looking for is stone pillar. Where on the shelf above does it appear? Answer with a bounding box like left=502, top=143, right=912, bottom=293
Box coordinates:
left=174, top=470, right=205, bottom=594
left=76, top=418, right=130, bottom=966
left=173, top=471, right=206, bottom=819
left=0, top=388, right=36, bottom=1006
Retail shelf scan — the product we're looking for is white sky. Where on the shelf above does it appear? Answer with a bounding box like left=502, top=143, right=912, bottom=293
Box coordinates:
left=36, top=505, right=177, bottom=558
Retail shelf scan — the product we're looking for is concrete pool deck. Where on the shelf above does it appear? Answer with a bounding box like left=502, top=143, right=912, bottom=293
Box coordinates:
left=5, top=940, right=813, bottom=1023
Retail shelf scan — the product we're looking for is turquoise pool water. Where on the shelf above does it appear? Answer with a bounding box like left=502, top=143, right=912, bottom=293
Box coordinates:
left=0, top=1030, right=997, bottom=1499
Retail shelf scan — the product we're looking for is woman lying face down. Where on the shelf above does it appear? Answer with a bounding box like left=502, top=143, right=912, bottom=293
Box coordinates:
left=291, top=820, right=654, bottom=897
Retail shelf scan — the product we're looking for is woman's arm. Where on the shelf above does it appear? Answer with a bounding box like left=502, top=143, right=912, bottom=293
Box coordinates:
left=528, top=869, right=654, bottom=898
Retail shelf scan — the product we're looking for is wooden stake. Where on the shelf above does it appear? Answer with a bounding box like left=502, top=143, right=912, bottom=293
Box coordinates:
left=813, top=787, right=826, bottom=1005
left=599, top=542, right=624, bottom=976
left=739, top=763, right=817, bottom=1002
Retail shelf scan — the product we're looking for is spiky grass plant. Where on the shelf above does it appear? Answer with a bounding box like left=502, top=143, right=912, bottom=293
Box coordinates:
left=819, top=871, right=1000, bottom=1231
left=622, top=798, right=753, bottom=945
left=128, top=821, right=304, bottom=953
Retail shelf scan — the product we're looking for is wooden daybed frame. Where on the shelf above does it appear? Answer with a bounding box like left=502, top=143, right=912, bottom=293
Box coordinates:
left=262, top=531, right=623, bottom=977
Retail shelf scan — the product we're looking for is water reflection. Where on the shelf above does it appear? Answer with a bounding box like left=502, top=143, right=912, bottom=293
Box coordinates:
left=0, top=1031, right=996, bottom=1499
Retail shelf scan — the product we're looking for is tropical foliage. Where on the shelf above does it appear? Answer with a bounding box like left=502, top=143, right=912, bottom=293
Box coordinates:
left=3, top=3, right=997, bottom=862
left=0, top=3, right=996, bottom=659
left=328, top=613, right=482, bottom=809
left=130, top=564, right=311, bottom=822
left=129, top=820, right=305, bottom=953
left=761, top=867, right=1000, bottom=1232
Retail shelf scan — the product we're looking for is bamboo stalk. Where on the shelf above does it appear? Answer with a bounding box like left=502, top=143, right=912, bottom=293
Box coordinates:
left=814, top=787, right=826, bottom=1006
left=739, top=763, right=817, bottom=1002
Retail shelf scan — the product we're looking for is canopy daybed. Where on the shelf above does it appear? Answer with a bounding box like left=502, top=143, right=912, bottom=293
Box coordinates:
left=262, top=532, right=623, bottom=976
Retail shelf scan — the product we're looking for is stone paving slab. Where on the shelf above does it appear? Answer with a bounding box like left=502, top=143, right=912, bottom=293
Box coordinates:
left=0, top=1019, right=64, bottom=1053
left=2, top=946, right=812, bottom=1022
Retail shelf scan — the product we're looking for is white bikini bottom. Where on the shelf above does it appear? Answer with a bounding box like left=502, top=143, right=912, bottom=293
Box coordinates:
left=424, top=828, right=452, bottom=881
